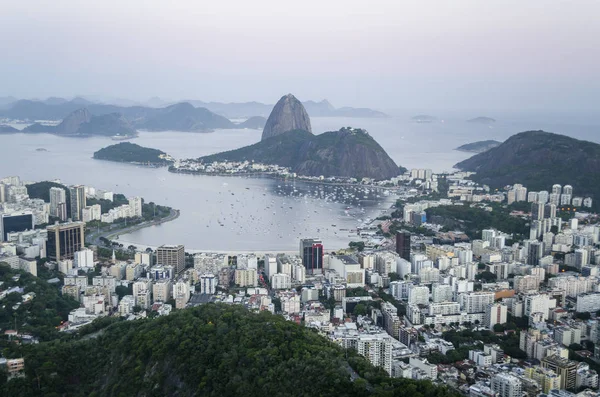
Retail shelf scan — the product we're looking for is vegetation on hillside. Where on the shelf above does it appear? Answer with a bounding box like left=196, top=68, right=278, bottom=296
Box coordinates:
left=425, top=328, right=526, bottom=365
left=455, top=131, right=600, bottom=209
left=26, top=181, right=72, bottom=218
left=1, top=304, right=460, bottom=397
left=426, top=204, right=529, bottom=240
left=0, top=263, right=80, bottom=342
left=198, top=128, right=405, bottom=180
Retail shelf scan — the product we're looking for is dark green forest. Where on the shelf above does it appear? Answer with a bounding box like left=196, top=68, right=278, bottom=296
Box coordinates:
left=426, top=204, right=529, bottom=240
left=93, top=142, right=172, bottom=165
left=1, top=304, right=459, bottom=397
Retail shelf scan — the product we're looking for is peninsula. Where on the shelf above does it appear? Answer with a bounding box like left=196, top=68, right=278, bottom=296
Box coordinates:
left=171, top=94, right=404, bottom=181
left=455, top=140, right=501, bottom=153
left=455, top=130, right=600, bottom=207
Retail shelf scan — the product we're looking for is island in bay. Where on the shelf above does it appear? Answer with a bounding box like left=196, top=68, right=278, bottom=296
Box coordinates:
left=467, top=116, right=496, bottom=124
left=93, top=142, right=174, bottom=165
left=411, top=115, right=437, bottom=123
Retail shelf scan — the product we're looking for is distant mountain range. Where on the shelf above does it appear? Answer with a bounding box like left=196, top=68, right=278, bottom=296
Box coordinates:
left=136, top=103, right=235, bottom=131
left=237, top=116, right=267, bottom=129
left=0, top=97, right=389, bottom=120
left=22, top=109, right=137, bottom=137
left=181, top=98, right=388, bottom=118
left=455, top=131, right=600, bottom=207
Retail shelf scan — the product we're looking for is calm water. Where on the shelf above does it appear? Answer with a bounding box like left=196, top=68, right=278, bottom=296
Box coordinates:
left=1, top=115, right=599, bottom=250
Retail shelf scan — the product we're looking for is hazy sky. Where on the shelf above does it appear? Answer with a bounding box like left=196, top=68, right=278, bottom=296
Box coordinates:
left=1, top=0, right=599, bottom=111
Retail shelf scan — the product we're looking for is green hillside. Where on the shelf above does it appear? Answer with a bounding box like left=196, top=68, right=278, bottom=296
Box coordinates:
left=455, top=130, right=600, bottom=208
left=93, top=142, right=172, bottom=165
left=1, top=304, right=459, bottom=397
left=200, top=127, right=404, bottom=180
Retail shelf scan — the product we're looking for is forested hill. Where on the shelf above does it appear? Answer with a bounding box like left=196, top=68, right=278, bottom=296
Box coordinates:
left=455, top=130, right=600, bottom=207
left=201, top=127, right=404, bottom=180
left=1, top=304, right=460, bottom=397
left=93, top=142, right=173, bottom=165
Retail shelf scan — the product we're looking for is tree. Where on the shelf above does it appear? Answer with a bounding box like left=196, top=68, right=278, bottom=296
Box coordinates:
left=349, top=241, right=365, bottom=252
left=493, top=324, right=505, bottom=332
left=388, top=272, right=401, bottom=282
left=353, top=303, right=367, bottom=316
left=477, top=271, right=497, bottom=282
left=115, top=285, right=131, bottom=300
left=569, top=343, right=584, bottom=351
left=272, top=297, right=282, bottom=313
left=575, top=312, right=591, bottom=321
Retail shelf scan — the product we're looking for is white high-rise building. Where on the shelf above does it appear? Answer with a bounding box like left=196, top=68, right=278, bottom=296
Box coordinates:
left=82, top=204, right=102, bottom=222
left=173, top=281, right=191, bottom=309
left=524, top=293, right=557, bottom=320
left=482, top=229, right=497, bottom=244
left=271, top=273, right=291, bottom=290
left=459, top=292, right=495, bottom=313
left=200, top=274, right=217, bottom=294
left=343, top=333, right=393, bottom=375
left=128, top=196, right=143, bottom=218
left=491, top=373, right=522, bottom=397
left=152, top=279, right=172, bottom=302
left=537, top=191, right=549, bottom=204
left=69, top=185, right=86, bottom=222
left=432, top=284, right=453, bottom=303
left=74, top=248, right=95, bottom=270
left=133, top=280, right=152, bottom=309
left=264, top=254, right=277, bottom=281
left=552, top=184, right=562, bottom=195
left=408, top=285, right=429, bottom=305
left=49, top=187, right=66, bottom=218
left=484, top=303, right=507, bottom=329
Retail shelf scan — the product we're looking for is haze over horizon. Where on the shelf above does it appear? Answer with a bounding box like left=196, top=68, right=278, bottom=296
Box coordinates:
left=1, top=0, right=599, bottom=113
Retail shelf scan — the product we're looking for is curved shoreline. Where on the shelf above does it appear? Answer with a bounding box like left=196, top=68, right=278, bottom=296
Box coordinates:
left=87, top=208, right=180, bottom=246
left=169, top=168, right=402, bottom=191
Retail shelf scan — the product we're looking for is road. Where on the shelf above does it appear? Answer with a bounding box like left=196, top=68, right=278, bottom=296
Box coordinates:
left=86, top=208, right=180, bottom=247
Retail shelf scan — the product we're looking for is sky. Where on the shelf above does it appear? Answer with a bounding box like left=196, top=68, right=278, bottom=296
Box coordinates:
left=1, top=0, right=599, bottom=112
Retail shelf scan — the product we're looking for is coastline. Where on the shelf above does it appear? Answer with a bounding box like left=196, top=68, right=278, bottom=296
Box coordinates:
left=87, top=208, right=180, bottom=247
left=168, top=167, right=402, bottom=191
left=92, top=157, right=172, bottom=167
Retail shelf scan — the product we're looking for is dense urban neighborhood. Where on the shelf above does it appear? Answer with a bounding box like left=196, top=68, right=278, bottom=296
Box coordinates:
left=1, top=168, right=599, bottom=397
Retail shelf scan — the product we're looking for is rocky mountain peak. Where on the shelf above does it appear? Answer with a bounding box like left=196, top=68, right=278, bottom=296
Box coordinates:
left=55, top=108, right=92, bottom=134
left=261, top=94, right=312, bottom=141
